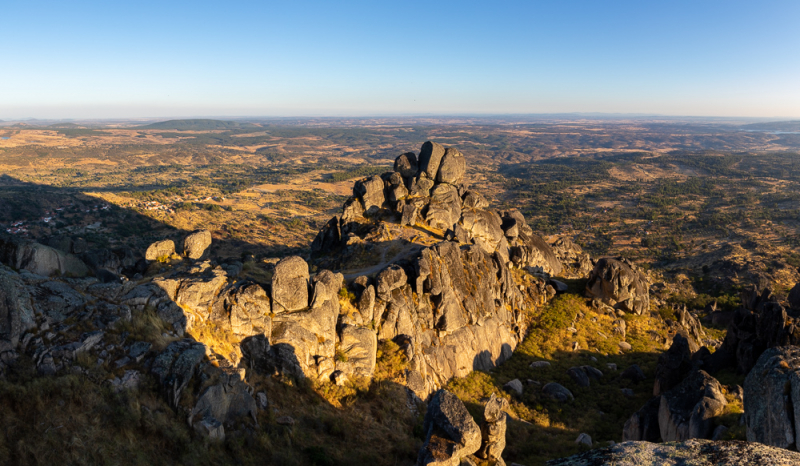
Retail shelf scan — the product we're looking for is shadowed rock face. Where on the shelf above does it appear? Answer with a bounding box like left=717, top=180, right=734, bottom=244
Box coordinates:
left=546, top=439, right=800, bottom=466
left=0, top=235, right=90, bottom=277
left=418, top=141, right=446, bottom=180
left=658, top=370, right=726, bottom=442
left=744, top=346, right=800, bottom=449
left=394, top=152, right=418, bottom=178
left=789, top=282, right=800, bottom=311
left=711, top=279, right=800, bottom=375
left=622, top=396, right=661, bottom=442
left=585, top=257, right=649, bottom=315
left=653, top=334, right=693, bottom=396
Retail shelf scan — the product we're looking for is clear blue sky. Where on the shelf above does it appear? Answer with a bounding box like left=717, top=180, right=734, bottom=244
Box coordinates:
left=2, top=0, right=799, bottom=119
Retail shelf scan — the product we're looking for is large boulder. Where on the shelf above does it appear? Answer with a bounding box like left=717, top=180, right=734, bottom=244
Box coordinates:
left=744, top=346, right=800, bottom=449
left=0, top=236, right=89, bottom=277
left=505, top=220, right=562, bottom=275
left=713, top=281, right=797, bottom=375
left=459, top=209, right=505, bottom=255
left=145, top=239, right=175, bottom=261
left=542, top=383, right=574, bottom=402
left=151, top=340, right=207, bottom=408
left=171, top=267, right=228, bottom=320
left=550, top=236, right=593, bottom=278
left=336, top=324, right=377, bottom=378
left=658, top=370, right=727, bottom=442
left=394, top=152, right=418, bottom=179
left=585, top=257, right=649, bottom=315
left=376, top=264, right=407, bottom=301
left=189, top=381, right=257, bottom=427
left=354, top=175, right=386, bottom=215
left=436, top=148, right=466, bottom=185
left=182, top=229, right=212, bottom=260
left=386, top=172, right=409, bottom=204
left=271, top=256, right=309, bottom=313
left=268, top=269, right=343, bottom=380
left=418, top=141, right=446, bottom=180
left=425, top=184, right=462, bottom=231
left=546, top=439, right=800, bottom=466
left=417, top=389, right=481, bottom=466
left=227, top=282, right=272, bottom=336
left=81, top=248, right=122, bottom=276
left=311, top=216, right=342, bottom=255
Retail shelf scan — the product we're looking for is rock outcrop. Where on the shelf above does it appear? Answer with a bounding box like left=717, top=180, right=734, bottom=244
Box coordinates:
left=476, top=394, right=508, bottom=465
left=547, top=439, right=800, bottom=466
left=658, top=370, right=727, bottom=442
left=550, top=237, right=593, bottom=278
left=624, top=368, right=727, bottom=443
left=585, top=257, right=649, bottom=315
left=709, top=280, right=800, bottom=375
left=304, top=141, right=573, bottom=398
left=313, top=141, right=563, bottom=276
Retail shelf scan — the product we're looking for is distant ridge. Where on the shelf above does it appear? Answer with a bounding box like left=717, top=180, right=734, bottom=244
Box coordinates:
left=740, top=120, right=800, bottom=132
left=136, top=119, right=257, bottom=131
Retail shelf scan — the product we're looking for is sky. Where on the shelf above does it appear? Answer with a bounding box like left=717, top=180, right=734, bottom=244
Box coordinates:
left=2, top=0, right=799, bottom=119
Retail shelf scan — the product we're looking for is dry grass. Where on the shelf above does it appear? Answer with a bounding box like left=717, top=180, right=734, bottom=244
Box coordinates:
left=446, top=293, right=671, bottom=466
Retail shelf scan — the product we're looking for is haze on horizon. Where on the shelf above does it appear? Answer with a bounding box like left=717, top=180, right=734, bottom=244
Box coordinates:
left=2, top=0, right=799, bottom=120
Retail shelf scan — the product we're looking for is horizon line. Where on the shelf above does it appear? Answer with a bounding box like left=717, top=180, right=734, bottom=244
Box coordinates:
left=2, top=112, right=799, bottom=124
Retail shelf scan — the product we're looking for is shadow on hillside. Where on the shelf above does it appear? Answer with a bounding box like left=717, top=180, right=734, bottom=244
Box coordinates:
left=458, top=345, right=667, bottom=465
left=0, top=174, right=429, bottom=465
left=0, top=174, right=306, bottom=260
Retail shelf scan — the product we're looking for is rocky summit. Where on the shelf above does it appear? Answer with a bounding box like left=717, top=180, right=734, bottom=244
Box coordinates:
left=310, top=140, right=567, bottom=398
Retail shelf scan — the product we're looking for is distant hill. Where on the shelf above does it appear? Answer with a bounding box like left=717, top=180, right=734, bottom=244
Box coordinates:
left=136, top=119, right=257, bottom=131
left=740, top=120, right=800, bottom=132
left=47, top=122, right=82, bottom=129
